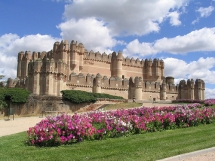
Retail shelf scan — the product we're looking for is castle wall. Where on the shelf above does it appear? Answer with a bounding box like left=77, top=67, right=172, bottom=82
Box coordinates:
left=81, top=60, right=111, bottom=77
left=14, top=40, right=205, bottom=101
left=122, top=66, right=143, bottom=79
left=142, top=92, right=160, bottom=101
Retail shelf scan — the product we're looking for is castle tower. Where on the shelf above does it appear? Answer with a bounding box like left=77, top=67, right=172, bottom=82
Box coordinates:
left=116, top=51, right=123, bottom=78
left=93, top=73, right=102, bottom=93
left=21, top=51, right=32, bottom=79
left=134, top=77, right=142, bottom=101
left=190, top=79, right=195, bottom=100
left=53, top=42, right=60, bottom=52
left=195, top=79, right=204, bottom=100
left=17, top=51, right=24, bottom=78
left=160, top=78, right=166, bottom=100
left=32, top=52, right=38, bottom=60
left=160, top=60, right=164, bottom=79
left=145, top=59, right=152, bottom=80
left=78, top=43, right=85, bottom=72
left=153, top=59, right=159, bottom=78
left=60, top=40, right=69, bottom=63
left=43, top=58, right=55, bottom=95
left=70, top=40, right=85, bottom=73
left=32, top=58, right=42, bottom=95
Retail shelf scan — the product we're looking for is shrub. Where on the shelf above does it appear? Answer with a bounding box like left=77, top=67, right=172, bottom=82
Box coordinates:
left=61, top=90, right=97, bottom=104
left=61, top=90, right=124, bottom=104
left=0, top=87, right=30, bottom=108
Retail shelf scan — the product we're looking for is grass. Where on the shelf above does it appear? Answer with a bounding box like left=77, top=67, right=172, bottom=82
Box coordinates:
left=1, top=123, right=215, bottom=161
left=104, top=102, right=142, bottom=110
left=210, top=104, right=215, bottom=108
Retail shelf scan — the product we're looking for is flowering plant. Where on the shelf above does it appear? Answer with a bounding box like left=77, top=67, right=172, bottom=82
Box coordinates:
left=27, top=103, right=215, bottom=146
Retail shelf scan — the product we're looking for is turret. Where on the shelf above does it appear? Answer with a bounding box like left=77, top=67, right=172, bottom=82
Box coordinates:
left=21, top=51, right=32, bottom=79
left=134, top=77, right=142, bottom=101
left=59, top=40, right=69, bottom=63
left=34, top=58, right=42, bottom=72
left=17, top=51, right=24, bottom=78
left=166, top=76, right=174, bottom=85
left=195, top=79, right=204, bottom=100
left=70, top=40, right=82, bottom=73
left=160, top=78, right=166, bottom=100
left=53, top=41, right=60, bottom=52
left=153, top=58, right=159, bottom=77
left=93, top=73, right=102, bottom=93
left=116, top=51, right=123, bottom=78
left=190, top=79, right=194, bottom=100
left=160, top=59, right=164, bottom=78
left=78, top=43, right=85, bottom=71
left=32, top=52, right=38, bottom=60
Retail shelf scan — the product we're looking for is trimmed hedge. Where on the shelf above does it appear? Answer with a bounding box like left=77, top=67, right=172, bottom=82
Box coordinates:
left=0, top=88, right=30, bottom=108
left=61, top=90, right=97, bottom=104
left=61, top=90, right=124, bottom=104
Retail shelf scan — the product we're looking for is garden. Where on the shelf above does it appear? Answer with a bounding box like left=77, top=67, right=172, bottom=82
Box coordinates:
left=27, top=100, right=215, bottom=147
left=1, top=99, right=215, bottom=160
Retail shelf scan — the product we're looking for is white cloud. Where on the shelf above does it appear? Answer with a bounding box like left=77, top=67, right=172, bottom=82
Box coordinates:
left=0, top=34, right=59, bottom=79
left=163, top=57, right=215, bottom=85
left=167, top=11, right=182, bottom=26
left=196, top=6, right=214, bottom=18
left=191, top=18, right=199, bottom=25
left=192, top=6, right=214, bottom=25
left=154, top=27, right=215, bottom=54
left=63, top=0, right=187, bottom=36
left=205, top=88, right=215, bottom=99
left=123, top=39, right=157, bottom=58
left=57, top=18, right=117, bottom=53
left=123, top=27, right=215, bottom=56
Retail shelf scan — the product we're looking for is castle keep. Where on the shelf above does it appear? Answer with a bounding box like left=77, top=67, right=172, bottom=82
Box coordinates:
left=10, top=40, right=205, bottom=101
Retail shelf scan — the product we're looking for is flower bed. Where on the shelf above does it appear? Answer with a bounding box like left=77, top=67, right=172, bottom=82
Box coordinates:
left=204, top=99, right=215, bottom=106
left=27, top=103, right=215, bottom=146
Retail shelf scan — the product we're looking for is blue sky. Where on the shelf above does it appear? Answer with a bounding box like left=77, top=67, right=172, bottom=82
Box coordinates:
left=0, top=0, right=215, bottom=98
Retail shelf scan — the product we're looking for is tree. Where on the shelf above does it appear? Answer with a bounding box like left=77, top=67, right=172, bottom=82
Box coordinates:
left=0, top=75, right=5, bottom=87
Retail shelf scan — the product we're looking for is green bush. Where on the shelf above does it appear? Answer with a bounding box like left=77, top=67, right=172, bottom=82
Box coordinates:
left=61, top=90, right=97, bottom=104
left=92, top=93, right=124, bottom=99
left=0, top=87, right=30, bottom=108
left=61, top=90, right=124, bottom=104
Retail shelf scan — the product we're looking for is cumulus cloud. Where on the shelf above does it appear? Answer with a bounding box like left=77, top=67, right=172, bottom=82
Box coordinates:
left=205, top=88, right=215, bottom=99
left=63, top=0, right=187, bottom=36
left=163, top=57, right=215, bottom=85
left=0, top=34, right=59, bottom=79
left=154, top=27, right=215, bottom=54
left=196, top=6, right=214, bottom=18
left=123, top=39, right=157, bottom=58
left=123, top=27, right=215, bottom=56
left=57, top=18, right=117, bottom=53
left=167, top=11, right=182, bottom=26
left=192, top=6, right=214, bottom=24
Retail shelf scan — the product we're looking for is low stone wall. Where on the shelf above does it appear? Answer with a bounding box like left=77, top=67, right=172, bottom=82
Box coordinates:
left=1, top=95, right=91, bottom=117
left=0, top=95, right=126, bottom=117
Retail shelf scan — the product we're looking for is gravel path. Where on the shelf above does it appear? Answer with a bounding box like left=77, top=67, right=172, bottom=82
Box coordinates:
left=0, top=116, right=44, bottom=137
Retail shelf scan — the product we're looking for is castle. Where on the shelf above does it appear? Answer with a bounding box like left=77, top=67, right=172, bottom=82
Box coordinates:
left=8, top=40, right=205, bottom=101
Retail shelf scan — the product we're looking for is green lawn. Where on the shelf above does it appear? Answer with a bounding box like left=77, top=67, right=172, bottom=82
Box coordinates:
left=1, top=123, right=215, bottom=161
left=210, top=104, right=215, bottom=108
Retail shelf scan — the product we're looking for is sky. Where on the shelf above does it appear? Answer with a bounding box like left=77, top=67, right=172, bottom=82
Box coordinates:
left=0, top=0, right=215, bottom=98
